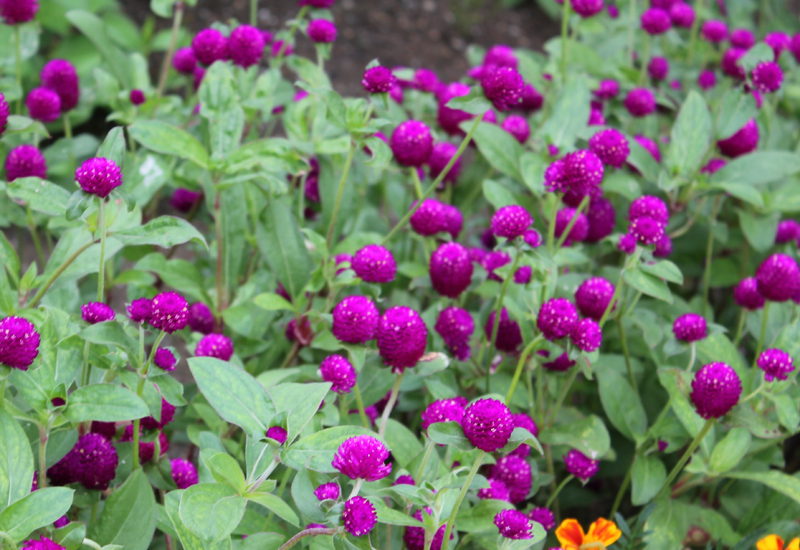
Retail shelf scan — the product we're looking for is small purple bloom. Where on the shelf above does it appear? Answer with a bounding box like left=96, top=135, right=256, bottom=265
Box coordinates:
left=752, top=62, right=783, bottom=94
left=390, top=120, right=433, bottom=167
left=624, top=88, right=656, bottom=117
left=342, top=496, right=377, bottom=537
left=673, top=313, right=707, bottom=342
left=0, top=0, right=38, bottom=24
left=481, top=66, right=524, bottom=111
left=435, top=307, right=474, bottom=361
left=332, top=435, right=392, bottom=481
left=26, top=87, right=61, bottom=123
left=150, top=292, right=189, bottom=333
left=5, top=145, right=46, bottom=182
left=362, top=66, right=396, bottom=94
left=537, top=298, right=579, bottom=341
left=314, top=482, right=340, bottom=501
left=377, top=306, right=427, bottom=371
left=589, top=129, right=630, bottom=168
left=494, top=510, right=533, bottom=539
left=81, top=302, right=115, bottom=324
left=756, top=253, right=800, bottom=302
left=0, top=316, right=40, bottom=370
left=430, top=242, right=473, bottom=298
left=320, top=355, right=357, bottom=394
left=757, top=349, right=795, bottom=382
left=572, top=318, right=603, bottom=352
left=188, top=302, right=214, bottom=334
left=75, top=157, right=122, bottom=198
left=154, top=348, right=177, bottom=371
left=421, top=398, right=466, bottom=431
left=690, top=362, right=742, bottom=419
left=641, top=8, right=671, bottom=34
left=332, top=295, right=380, bottom=343
left=195, top=333, right=233, bottom=361
left=192, top=28, right=229, bottom=66
left=130, top=89, right=146, bottom=106
left=171, top=458, right=198, bottom=489
left=701, top=20, right=728, bottom=42
left=565, top=449, right=599, bottom=481
left=267, top=426, right=288, bottom=445
left=734, top=278, right=765, bottom=310
left=462, top=398, right=514, bottom=452
left=529, top=507, right=555, bottom=531
left=307, top=19, right=337, bottom=43
left=485, top=308, right=523, bottom=353
left=669, top=2, right=694, bottom=27
left=491, top=455, right=532, bottom=503
left=173, top=47, right=197, bottom=74
left=41, top=60, right=79, bottom=112
left=352, top=244, right=397, bottom=283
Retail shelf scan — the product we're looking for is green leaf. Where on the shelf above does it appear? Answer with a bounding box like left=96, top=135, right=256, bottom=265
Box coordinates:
left=3, top=116, right=49, bottom=138
left=541, top=76, right=590, bottom=150
left=483, top=180, right=518, bottom=210
left=631, top=456, right=666, bottom=505
left=245, top=491, right=299, bottom=526
left=724, top=471, right=800, bottom=507
left=129, top=121, right=210, bottom=169
left=716, top=92, right=758, bottom=140
left=252, top=293, right=294, bottom=312
left=66, top=11, right=132, bottom=88
left=445, top=89, right=492, bottom=115
left=710, top=152, right=800, bottom=187
left=500, top=427, right=543, bottom=456
left=596, top=367, right=647, bottom=440
left=97, top=127, right=127, bottom=166
left=737, top=209, right=780, bottom=253
left=64, top=384, right=149, bottom=422
left=539, top=415, right=610, bottom=458
left=162, top=491, right=231, bottom=550
left=268, top=382, right=331, bottom=445
left=0, top=487, right=73, bottom=542
left=624, top=268, right=673, bottom=303
left=282, top=426, right=382, bottom=472
left=53, top=521, right=86, bottom=550
left=65, top=191, right=94, bottom=222
left=89, top=470, right=155, bottom=550
left=0, top=410, right=34, bottom=511
left=79, top=321, right=139, bottom=365
left=256, top=199, right=311, bottom=301
left=766, top=394, right=799, bottom=431
left=709, top=428, right=751, bottom=473
left=709, top=182, right=764, bottom=208
left=667, top=91, right=711, bottom=176
left=739, top=43, right=774, bottom=72
left=370, top=499, right=421, bottom=527
left=113, top=216, right=208, bottom=249
left=696, top=334, right=748, bottom=387
left=188, top=357, right=274, bottom=436
left=290, top=468, right=327, bottom=523
left=454, top=500, right=517, bottom=534
left=627, top=135, right=661, bottom=183
left=179, top=483, right=246, bottom=543
left=640, top=260, right=683, bottom=285
left=198, top=63, right=245, bottom=160
left=415, top=353, right=451, bottom=377
left=427, top=421, right=473, bottom=451
left=207, top=453, right=246, bottom=494
left=470, top=122, right=524, bottom=181
left=6, top=177, right=71, bottom=216
left=382, top=419, right=423, bottom=468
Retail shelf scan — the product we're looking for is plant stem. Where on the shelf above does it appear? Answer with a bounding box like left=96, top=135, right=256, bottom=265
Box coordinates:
left=81, top=341, right=91, bottom=386
left=560, top=0, right=571, bottom=81
left=97, top=199, right=107, bottom=301
left=441, top=450, right=485, bottom=548
left=133, top=331, right=165, bottom=470
left=599, top=248, right=642, bottom=328
left=410, top=167, right=424, bottom=200
left=348, top=478, right=364, bottom=499
left=38, top=424, right=49, bottom=490
left=415, top=439, right=435, bottom=481
left=505, top=335, right=544, bottom=405
left=555, top=195, right=590, bottom=250
left=353, top=383, right=370, bottom=429
left=546, top=194, right=561, bottom=255
left=276, top=529, right=338, bottom=550
left=751, top=301, right=771, bottom=387
left=548, top=366, right=580, bottom=426
left=0, top=530, right=18, bottom=550
left=638, top=34, right=650, bottom=86
left=733, top=309, right=746, bottom=347
left=26, top=206, right=45, bottom=269
left=610, top=456, right=634, bottom=518
left=326, top=142, right=355, bottom=250
left=214, top=192, right=227, bottom=314
left=486, top=249, right=522, bottom=393
left=654, top=418, right=714, bottom=501
left=687, top=0, right=704, bottom=62
left=156, top=3, right=184, bottom=101
left=378, top=370, right=405, bottom=437
left=28, top=241, right=95, bottom=308
left=685, top=343, right=697, bottom=372
left=250, top=0, right=258, bottom=25
left=63, top=115, right=75, bottom=177
left=618, top=317, right=638, bottom=395
left=14, top=26, right=22, bottom=115
left=546, top=474, right=574, bottom=508
left=701, top=197, right=722, bottom=318
left=382, top=116, right=482, bottom=245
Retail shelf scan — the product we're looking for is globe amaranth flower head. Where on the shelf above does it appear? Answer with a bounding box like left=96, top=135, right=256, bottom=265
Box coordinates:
left=481, top=66, right=524, bottom=111
left=154, top=348, right=177, bottom=371
left=752, top=62, right=783, bottom=94
left=765, top=31, right=791, bottom=59
left=41, top=59, right=79, bottom=112
left=127, top=297, right=151, bottom=324
left=538, top=298, right=580, bottom=341
left=121, top=425, right=168, bottom=463
left=757, top=349, right=795, bottom=382
left=529, top=508, right=556, bottom=531
left=377, top=306, right=428, bottom=371
left=624, top=88, right=656, bottom=117
left=586, top=197, right=616, bottom=243
left=430, top=242, right=473, bottom=298
left=672, top=313, right=707, bottom=343
left=519, top=83, right=544, bottom=112
left=52, top=433, right=119, bottom=490
left=698, top=69, right=717, bottom=90
left=478, top=478, right=511, bottom=501
left=564, top=448, right=599, bottom=481
left=594, top=79, right=619, bottom=100
left=442, top=204, right=464, bottom=239
left=332, top=435, right=392, bottom=481
left=669, top=2, right=694, bottom=27
left=721, top=47, right=747, bottom=79
left=307, top=19, right=337, bottom=43
left=589, top=129, right=630, bottom=168
left=548, top=149, right=605, bottom=197
left=572, top=318, right=603, bottom=352
left=90, top=421, right=116, bottom=441
left=320, top=354, right=357, bottom=394
left=491, top=205, right=533, bottom=239
left=421, top=398, right=466, bottom=431
left=409, top=198, right=446, bottom=236
left=734, top=277, right=765, bottom=310
left=0, top=316, right=40, bottom=370
left=413, top=68, right=439, bottom=92
left=170, top=188, right=201, bottom=212
left=435, top=306, right=474, bottom=361
left=495, top=510, right=534, bottom=540
left=648, top=57, right=669, bottom=80
left=192, top=28, right=229, bottom=65
left=267, top=426, right=288, bottom=445
left=150, top=292, right=189, bottom=333
left=195, top=333, right=233, bottom=361
left=5, top=145, right=47, bottom=182
left=342, top=496, right=377, bottom=537
left=362, top=66, right=396, bottom=93
left=428, top=142, right=462, bottom=184
left=390, top=120, right=433, bottom=167
left=0, top=0, right=38, bottom=24
left=352, top=244, right=397, bottom=283
left=0, top=92, right=8, bottom=135
left=26, top=87, right=61, bottom=123
left=717, top=118, right=758, bottom=158
left=332, top=295, right=380, bottom=343
left=555, top=208, right=590, bottom=246
left=509, top=413, right=538, bottom=458
left=776, top=219, right=800, bottom=244
left=462, top=398, right=514, bottom=452
left=690, top=362, right=742, bottom=419
left=572, top=0, right=604, bottom=17
left=730, top=28, right=755, bottom=48
left=575, top=277, right=615, bottom=321
left=20, top=538, right=63, bottom=550
left=629, top=215, right=665, bottom=245
left=129, top=89, right=145, bottom=106
left=75, top=157, right=123, bottom=198
left=640, top=8, right=671, bottom=34
left=501, top=115, right=530, bottom=143
left=701, top=19, right=728, bottom=42
left=485, top=308, right=523, bottom=353
left=81, top=302, right=115, bottom=324
left=543, top=351, right=577, bottom=372
left=483, top=44, right=518, bottom=68
left=629, top=195, right=669, bottom=226
left=228, top=25, right=265, bottom=67
left=491, top=455, right=532, bottom=503
left=141, top=397, right=176, bottom=430
left=188, top=302, right=215, bottom=334
left=437, top=82, right=472, bottom=135
left=314, top=482, right=340, bottom=501
left=171, top=458, right=198, bottom=489
left=173, top=47, right=197, bottom=74
left=618, top=233, right=637, bottom=254
left=756, top=253, right=800, bottom=302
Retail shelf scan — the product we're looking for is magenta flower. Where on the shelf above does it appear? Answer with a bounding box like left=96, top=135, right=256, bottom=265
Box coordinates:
left=491, top=205, right=533, bottom=239
left=410, top=199, right=446, bottom=236
left=752, top=62, right=783, bottom=94
left=75, top=157, right=123, bottom=198
left=442, top=204, right=464, bottom=239
left=0, top=93, right=8, bottom=135
left=462, top=398, right=514, bottom=452
left=721, top=47, right=747, bottom=79
left=529, top=507, right=555, bottom=530
left=538, top=298, right=580, bottom=341
left=690, top=362, right=742, bottom=419
left=764, top=31, right=791, bottom=59
left=478, top=478, right=511, bottom=501
left=589, top=129, right=629, bottom=168
left=629, top=195, right=669, bottom=225
left=510, top=412, right=538, bottom=457
left=701, top=20, right=728, bottom=42
left=129, top=89, right=145, bottom=106
left=127, top=298, right=151, bottom=324
left=154, top=348, right=176, bottom=371
left=121, top=425, right=168, bottom=463
left=188, top=302, right=214, bottom=334
left=141, top=398, right=176, bottom=430
left=332, top=295, right=380, bottom=343
left=776, top=220, right=800, bottom=244
left=5, top=145, right=47, bottom=182
left=697, top=70, right=717, bottom=90
left=641, top=8, right=671, bottom=34
left=0, top=316, right=40, bottom=370
left=437, top=82, right=472, bottom=135
left=377, top=306, right=428, bottom=371
left=519, top=83, right=544, bottom=112
left=229, top=25, right=265, bottom=67
left=576, top=277, right=615, bottom=321
left=654, top=234, right=673, bottom=258
left=192, top=28, right=229, bottom=65
left=501, top=115, right=531, bottom=143
left=314, top=482, right=340, bottom=501
left=413, top=68, right=439, bottom=92
left=491, top=455, right=532, bottom=503
left=543, top=352, right=576, bottom=372
left=572, top=0, right=604, bottom=17
left=564, top=449, right=599, bottom=481
left=428, top=142, right=462, bottom=184
left=717, top=119, right=758, bottom=158
left=648, top=57, right=669, bottom=80
left=271, top=40, right=293, bottom=57
left=630, top=216, right=665, bottom=245
left=20, top=538, right=62, bottom=550
left=586, top=197, right=616, bottom=243
left=734, top=278, right=765, bottom=310
left=90, top=421, right=116, bottom=441
left=171, top=458, right=198, bottom=489
left=352, top=244, right=396, bottom=283
left=572, top=318, right=603, bottom=352
left=170, top=188, right=201, bottom=212
left=669, top=2, right=694, bottom=27
left=307, top=19, right=337, bottom=43
left=390, top=120, right=433, bottom=167
left=195, top=333, right=233, bottom=361
left=555, top=207, right=590, bottom=245
left=430, top=242, right=473, bottom=298
left=0, top=0, right=38, bottom=24
left=267, top=426, right=288, bottom=445
left=757, top=349, right=795, bottom=382
left=342, top=496, right=376, bottom=536
left=485, top=308, right=523, bottom=353
left=483, top=45, right=518, bottom=68
left=55, top=433, right=118, bottom=490
left=41, top=60, right=79, bottom=112
left=634, top=135, right=662, bottom=163
left=672, top=313, right=707, bottom=343
left=332, top=435, right=392, bottom=481
left=173, top=47, right=197, bottom=74
left=394, top=475, right=415, bottom=486
left=494, top=510, right=534, bottom=540
left=404, top=509, right=451, bottom=550
left=481, top=66, right=523, bottom=111
left=362, top=66, right=396, bottom=93
left=81, top=302, right=115, bottom=324
left=624, top=88, right=656, bottom=117
left=421, top=398, right=466, bottom=431
left=756, top=253, right=800, bottom=302
left=618, top=233, right=637, bottom=254
left=594, top=79, right=619, bottom=100
left=435, top=306, right=474, bottom=361
left=150, top=292, right=189, bottom=333
left=320, top=355, right=356, bottom=394
left=26, top=87, right=61, bottom=123
left=730, top=28, right=755, bottom=48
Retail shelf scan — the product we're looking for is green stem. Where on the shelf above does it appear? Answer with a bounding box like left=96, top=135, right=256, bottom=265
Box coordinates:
left=546, top=194, right=561, bottom=255
left=638, top=34, right=651, bottom=86
left=156, top=2, right=185, bottom=101
left=505, top=335, right=544, bottom=405
left=0, top=378, right=5, bottom=409
left=545, top=474, right=574, bottom=508
left=14, top=26, right=22, bottom=115
left=276, top=529, right=338, bottom=550
left=26, top=206, right=45, bottom=269
left=38, top=424, right=49, bottom=490
left=131, top=375, right=146, bottom=470
left=353, top=384, right=370, bottom=429
left=382, top=116, right=482, bottom=245
left=599, top=248, right=642, bottom=328
left=81, top=341, right=91, bottom=386
left=687, top=0, right=704, bottom=62
left=441, top=451, right=485, bottom=548
left=627, top=0, right=637, bottom=66
left=348, top=478, right=364, bottom=499
left=733, top=309, right=746, bottom=347
left=654, top=418, right=715, bottom=501
left=610, top=458, right=634, bottom=518
left=548, top=365, right=580, bottom=426
left=555, top=195, right=590, bottom=250
left=250, top=0, right=258, bottom=25
left=0, top=531, right=18, bottom=550
left=410, top=167, right=424, bottom=199
left=63, top=116, right=75, bottom=178
left=560, top=0, right=571, bottom=81
left=214, top=192, right=226, bottom=314
left=685, top=343, right=697, bottom=372
left=618, top=317, right=638, bottom=395
left=415, top=439, right=435, bottom=481
left=486, top=249, right=522, bottom=393
left=81, top=539, right=102, bottom=550
left=377, top=370, right=405, bottom=437
left=752, top=301, right=770, bottom=375
left=27, top=241, right=95, bottom=308
left=97, top=199, right=107, bottom=302
left=326, top=142, right=355, bottom=250
left=701, top=197, right=722, bottom=318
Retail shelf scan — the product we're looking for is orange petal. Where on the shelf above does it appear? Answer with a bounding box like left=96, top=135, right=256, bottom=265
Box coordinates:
left=587, top=518, right=623, bottom=547
left=786, top=539, right=800, bottom=550
left=757, top=535, right=785, bottom=550
left=555, top=519, right=586, bottom=550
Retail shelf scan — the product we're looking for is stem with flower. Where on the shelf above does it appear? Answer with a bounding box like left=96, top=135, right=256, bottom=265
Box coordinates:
left=378, top=370, right=405, bottom=437
left=97, top=198, right=107, bottom=301
left=546, top=474, right=574, bottom=507
left=555, top=195, right=590, bottom=250
left=654, top=418, right=714, bottom=501
left=485, top=245, right=522, bottom=394
left=441, top=450, right=485, bottom=547
left=132, top=330, right=166, bottom=470
left=505, top=335, right=545, bottom=405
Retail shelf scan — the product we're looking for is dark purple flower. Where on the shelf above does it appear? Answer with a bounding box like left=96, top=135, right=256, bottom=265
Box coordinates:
left=594, top=79, right=619, bottom=100
left=430, top=242, right=473, bottom=298
left=757, top=349, right=795, bottom=382
left=90, top=421, right=116, bottom=441
left=669, top=2, right=694, bottom=27
left=435, top=307, right=474, bottom=361
left=121, top=425, right=167, bottom=463
left=314, top=482, right=340, bottom=501
left=478, top=478, right=511, bottom=501
left=377, top=306, right=427, bottom=371
left=485, top=308, right=523, bottom=353
left=394, top=475, right=414, bottom=486
left=0, top=0, right=38, bottom=24
left=413, top=68, right=439, bottom=92
left=271, top=40, right=293, bottom=57
left=701, top=158, right=726, bottom=174
left=352, top=244, right=396, bottom=283
left=173, top=47, right=197, bottom=74
left=765, top=31, right=791, bottom=59
left=630, top=216, right=664, bottom=245
left=130, top=89, right=145, bottom=106
left=229, top=25, right=265, bottom=67
left=648, top=57, right=669, bottom=80
left=81, top=302, right=115, bottom=324
left=332, top=295, right=380, bottom=343
left=537, top=298, right=579, bottom=341
left=734, top=277, right=765, bottom=310
left=721, top=48, right=747, bottom=79
left=697, top=70, right=717, bottom=90
left=442, top=204, right=464, bottom=238
left=342, top=496, right=377, bottom=536
left=564, top=449, right=599, bottom=481
left=192, top=28, right=229, bottom=66
left=141, top=398, right=176, bottom=430
left=53, top=517, right=69, bottom=528
left=195, top=333, right=233, bottom=361
left=437, top=82, right=473, bottom=135
left=0, top=316, right=40, bottom=370
left=481, top=66, right=523, bottom=111
left=756, top=253, right=800, bottom=302
left=718, top=119, right=758, bottom=158
left=589, top=129, right=630, bottom=168
left=728, top=28, right=754, bottom=48
left=624, top=88, right=656, bottom=117
left=524, top=229, right=543, bottom=248
left=428, top=142, right=462, bottom=184
left=171, top=458, right=198, bottom=488
left=26, top=87, right=61, bottom=123
left=491, top=205, right=533, bottom=239
left=654, top=234, right=673, bottom=257
left=629, top=195, right=669, bottom=225
left=127, top=298, right=151, bottom=324
left=153, top=348, right=177, bottom=371
left=543, top=352, right=576, bottom=372
left=572, top=0, right=604, bottom=17
left=188, top=302, right=214, bottom=334
left=462, top=398, right=514, bottom=452
left=690, top=362, right=742, bottom=418
left=673, top=313, right=707, bottom=342
left=529, top=508, right=555, bottom=531
left=150, top=292, right=189, bottom=333
left=390, top=120, right=433, bottom=167
left=491, top=455, right=532, bottom=503
left=494, top=510, right=533, bottom=539
left=0, top=93, right=7, bottom=135
left=618, top=233, right=637, bottom=254
left=752, top=62, right=783, bottom=94
left=41, top=60, right=79, bottom=112
left=586, top=197, right=616, bottom=243
left=5, top=145, right=46, bottom=182
left=267, top=426, right=287, bottom=445
left=320, top=355, right=356, bottom=394
left=514, top=266, right=532, bottom=284
left=549, top=150, right=605, bottom=198
left=572, top=318, right=603, bottom=352
left=701, top=20, right=728, bottom=42
left=410, top=199, right=446, bottom=236
left=519, top=83, right=544, bottom=113
left=362, top=66, right=396, bottom=93
left=776, top=219, right=800, bottom=244
left=75, top=157, right=122, bottom=198
left=307, top=19, right=337, bottom=43
left=641, top=8, right=671, bottom=34
left=555, top=207, right=589, bottom=245
left=421, top=398, right=466, bottom=431
left=72, top=433, right=119, bottom=490
left=332, top=435, right=392, bottom=481
left=501, top=115, right=530, bottom=143
left=170, top=188, right=201, bottom=212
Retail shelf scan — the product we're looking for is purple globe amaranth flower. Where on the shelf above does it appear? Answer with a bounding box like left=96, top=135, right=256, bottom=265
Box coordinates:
left=410, top=199, right=446, bottom=236
left=314, top=482, right=340, bottom=501
left=193, top=66, right=206, bottom=90
left=701, top=158, right=726, bottom=174
left=641, top=8, right=671, bottom=34
left=0, top=0, right=37, bottom=24
left=629, top=195, right=669, bottom=226
left=648, top=57, right=669, bottom=80
left=332, top=295, right=379, bottom=344
left=572, top=318, right=603, bottom=352
left=91, top=421, right=116, bottom=441
left=462, top=398, right=514, bottom=452
left=589, top=129, right=630, bottom=168
left=266, top=426, right=288, bottom=445
left=757, top=349, right=795, bottom=382
left=342, top=496, right=377, bottom=537
left=586, top=197, right=616, bottom=243
left=430, top=242, right=473, bottom=298
left=519, top=83, right=544, bottom=112
left=0, top=316, right=40, bottom=370
left=669, top=2, right=694, bottom=27
left=377, top=306, right=427, bottom=371
left=721, top=48, right=747, bottom=79
left=75, top=157, right=122, bottom=198
left=565, top=449, right=599, bottom=481
left=634, top=135, right=662, bottom=163
left=414, top=68, right=439, bottom=92
left=142, top=397, right=176, bottom=430
left=491, top=205, right=533, bottom=239
left=170, top=188, right=201, bottom=212
left=624, top=88, right=656, bottom=117
left=608, top=4, right=619, bottom=17
left=320, top=355, right=357, bottom=394
left=756, top=253, right=800, bottom=302
left=734, top=277, right=765, bottom=310
left=543, top=351, right=577, bottom=372
left=195, top=333, right=233, bottom=361
left=701, top=20, right=728, bottom=42
left=171, top=458, right=198, bottom=489
left=421, top=398, right=466, bottom=431
left=524, top=229, right=543, bottom=248
left=390, top=120, right=433, bottom=167
left=776, top=219, right=800, bottom=244
left=765, top=31, right=791, bottom=59
left=192, top=28, right=229, bottom=66
left=752, top=62, right=783, bottom=94
left=588, top=106, right=605, bottom=126
left=20, top=538, right=62, bottom=550
left=128, top=298, right=151, bottom=324
left=404, top=510, right=451, bottom=550
left=362, top=66, right=396, bottom=94
left=690, top=362, right=742, bottom=419
left=81, top=302, right=115, bottom=324
left=428, top=142, right=462, bottom=184
left=514, top=266, right=532, bottom=284
left=630, top=216, right=665, bottom=245
left=537, top=298, right=580, bottom=341
left=41, top=60, right=79, bottom=112
left=484, top=44, right=518, bottom=68
left=307, top=19, right=337, bottom=43
left=173, top=47, right=197, bottom=74
left=394, top=475, right=415, bottom=486
left=121, top=425, right=168, bottom=463
left=501, top=115, right=530, bottom=143
left=53, top=516, right=69, bottom=528
left=618, top=233, right=637, bottom=254
left=435, top=307, right=474, bottom=361
left=188, top=302, right=214, bottom=334
left=0, top=92, right=8, bottom=135
left=352, top=244, right=396, bottom=283
left=332, top=435, right=392, bottom=481
left=229, top=25, right=265, bottom=67
left=529, top=508, right=555, bottom=531
left=485, top=309, right=523, bottom=353
left=481, top=66, right=523, bottom=111
left=717, top=119, right=758, bottom=158
left=491, top=455, right=532, bottom=503
left=271, top=40, right=293, bottom=57
left=442, top=204, right=464, bottom=238
left=572, top=0, right=604, bottom=17
left=697, top=70, right=717, bottom=90
left=129, top=89, right=145, bottom=106
left=5, top=145, right=46, bottom=182
left=555, top=208, right=589, bottom=245
left=154, top=347, right=177, bottom=371
left=26, top=87, right=61, bottom=123
left=150, top=292, right=189, bottom=333
left=654, top=233, right=673, bottom=257
left=730, top=28, right=755, bottom=48
left=594, top=79, right=619, bottom=100
left=495, top=510, right=533, bottom=540
left=334, top=253, right=353, bottom=276
left=478, top=478, right=511, bottom=501
left=72, top=433, right=119, bottom=490
left=673, top=313, right=707, bottom=342
left=551, top=149, right=605, bottom=198
left=437, top=82, right=473, bottom=135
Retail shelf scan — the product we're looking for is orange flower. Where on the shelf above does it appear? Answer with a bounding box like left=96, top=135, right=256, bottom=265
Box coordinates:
left=556, top=518, right=622, bottom=550
left=757, top=535, right=800, bottom=550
